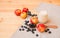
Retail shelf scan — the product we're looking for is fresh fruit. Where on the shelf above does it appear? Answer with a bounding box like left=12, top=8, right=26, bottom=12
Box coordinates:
left=32, top=29, right=36, bottom=31
left=26, top=28, right=31, bottom=32
left=45, top=30, right=48, bottom=32
left=25, top=20, right=29, bottom=23
left=19, top=29, right=21, bottom=31
left=36, top=34, right=39, bottom=37
left=37, top=23, right=46, bottom=32
left=29, top=24, right=36, bottom=28
left=22, top=8, right=28, bottom=12
left=15, top=9, right=21, bottom=16
left=25, top=20, right=29, bottom=25
left=20, top=12, right=27, bottom=19
left=30, top=16, right=39, bottom=24
left=48, top=31, right=51, bottom=34
left=32, top=29, right=35, bottom=34
left=45, top=29, right=49, bottom=32
left=24, top=26, right=28, bottom=29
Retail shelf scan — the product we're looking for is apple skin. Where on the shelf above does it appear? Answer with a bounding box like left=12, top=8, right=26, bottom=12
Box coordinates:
left=22, top=8, right=28, bottom=13
left=15, top=9, right=21, bottom=16
left=37, top=23, right=46, bottom=32
left=20, top=12, right=27, bottom=19
left=30, top=16, right=39, bottom=24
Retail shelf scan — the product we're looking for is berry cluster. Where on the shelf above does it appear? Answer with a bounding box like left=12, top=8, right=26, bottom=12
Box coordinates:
left=19, top=20, right=39, bottom=37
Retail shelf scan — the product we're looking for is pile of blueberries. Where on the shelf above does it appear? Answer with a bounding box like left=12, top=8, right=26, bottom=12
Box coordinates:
left=19, top=10, right=51, bottom=37
left=19, top=20, right=39, bottom=37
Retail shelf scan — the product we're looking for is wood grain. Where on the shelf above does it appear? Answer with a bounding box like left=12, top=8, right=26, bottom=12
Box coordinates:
left=0, top=0, right=60, bottom=38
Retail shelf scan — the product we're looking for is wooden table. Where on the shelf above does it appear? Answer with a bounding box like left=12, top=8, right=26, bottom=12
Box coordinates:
left=0, top=0, right=60, bottom=38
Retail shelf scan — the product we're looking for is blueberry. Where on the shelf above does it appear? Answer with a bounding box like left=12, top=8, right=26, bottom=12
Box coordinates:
left=21, top=26, right=24, bottom=28
left=25, top=22, right=28, bottom=25
left=28, top=28, right=31, bottom=31
left=27, top=11, right=32, bottom=16
left=19, top=29, right=21, bottom=31
left=26, top=28, right=31, bottom=32
left=32, top=29, right=35, bottom=34
left=36, top=34, right=39, bottom=37
left=29, top=24, right=36, bottom=28
left=45, top=30, right=48, bottom=32
left=25, top=20, right=29, bottom=23
left=47, top=29, right=50, bottom=31
left=45, top=29, right=50, bottom=32
left=25, top=20, right=29, bottom=25
left=48, top=31, right=51, bottom=34
left=32, top=31, right=35, bottom=34
left=24, top=26, right=28, bottom=29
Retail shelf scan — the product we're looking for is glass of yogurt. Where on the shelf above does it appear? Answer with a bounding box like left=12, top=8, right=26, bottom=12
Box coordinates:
left=38, top=10, right=48, bottom=23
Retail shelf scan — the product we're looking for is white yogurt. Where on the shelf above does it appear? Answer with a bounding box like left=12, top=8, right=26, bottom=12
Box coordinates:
left=38, top=10, right=48, bottom=23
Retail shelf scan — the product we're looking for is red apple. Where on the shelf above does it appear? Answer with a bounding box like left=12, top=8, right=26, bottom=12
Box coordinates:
left=20, top=12, right=27, bottom=19
left=30, top=16, right=39, bottom=24
left=22, top=8, right=28, bottom=12
left=15, top=9, right=21, bottom=16
left=37, top=23, right=46, bottom=32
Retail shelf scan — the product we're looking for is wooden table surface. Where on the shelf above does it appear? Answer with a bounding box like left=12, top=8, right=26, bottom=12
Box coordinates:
left=0, top=0, right=60, bottom=38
